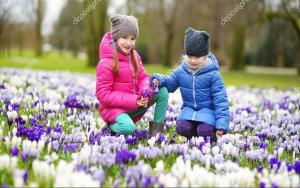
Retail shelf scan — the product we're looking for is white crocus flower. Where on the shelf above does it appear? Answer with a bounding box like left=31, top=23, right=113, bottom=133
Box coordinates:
left=147, top=136, right=156, bottom=147
left=14, top=169, right=26, bottom=187
left=154, top=160, right=164, bottom=174
left=38, top=140, right=45, bottom=153
left=32, top=160, right=56, bottom=182
left=7, top=111, right=18, bottom=120
left=11, top=136, right=22, bottom=148
left=212, top=145, right=220, bottom=156
left=278, top=147, right=284, bottom=158
left=12, top=127, right=17, bottom=137
left=5, top=136, right=11, bottom=148
left=158, top=174, right=178, bottom=187
left=0, top=154, right=10, bottom=171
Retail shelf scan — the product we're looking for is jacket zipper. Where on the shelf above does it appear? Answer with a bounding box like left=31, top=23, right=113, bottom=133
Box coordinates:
left=192, top=75, right=196, bottom=120
left=128, top=55, right=136, bottom=94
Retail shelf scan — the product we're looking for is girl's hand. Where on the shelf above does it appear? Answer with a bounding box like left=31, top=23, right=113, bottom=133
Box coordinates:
left=137, top=97, right=148, bottom=107
left=216, top=130, right=224, bottom=136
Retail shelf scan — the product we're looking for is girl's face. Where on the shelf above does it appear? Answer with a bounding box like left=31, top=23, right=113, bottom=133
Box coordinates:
left=187, top=55, right=207, bottom=69
left=116, top=35, right=136, bottom=54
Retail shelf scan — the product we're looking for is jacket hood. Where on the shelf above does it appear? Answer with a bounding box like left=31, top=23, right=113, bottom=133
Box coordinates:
left=99, top=32, right=129, bottom=61
left=182, top=52, right=219, bottom=75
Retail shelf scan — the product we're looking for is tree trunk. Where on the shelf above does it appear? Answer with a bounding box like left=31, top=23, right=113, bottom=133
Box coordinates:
left=160, top=0, right=178, bottom=67
left=35, top=0, right=43, bottom=57
left=276, top=53, right=285, bottom=68
left=212, top=0, right=222, bottom=51
left=97, top=0, right=109, bottom=44
left=85, top=0, right=109, bottom=67
left=230, top=23, right=245, bottom=70
left=84, top=0, right=97, bottom=67
left=164, top=24, right=175, bottom=67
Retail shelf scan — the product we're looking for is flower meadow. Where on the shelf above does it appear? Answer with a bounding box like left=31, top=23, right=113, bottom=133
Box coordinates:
left=0, top=67, right=299, bottom=187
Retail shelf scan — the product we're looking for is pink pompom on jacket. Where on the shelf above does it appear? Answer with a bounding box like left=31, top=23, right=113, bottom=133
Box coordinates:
left=96, top=32, right=152, bottom=123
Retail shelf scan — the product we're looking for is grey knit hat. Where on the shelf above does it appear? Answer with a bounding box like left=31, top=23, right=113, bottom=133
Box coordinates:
left=184, top=27, right=210, bottom=57
left=109, top=14, right=139, bottom=41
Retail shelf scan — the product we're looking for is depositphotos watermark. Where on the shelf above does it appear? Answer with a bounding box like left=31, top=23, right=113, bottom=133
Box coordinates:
left=24, top=59, right=38, bottom=74
left=73, top=0, right=101, bottom=25
left=221, top=0, right=251, bottom=25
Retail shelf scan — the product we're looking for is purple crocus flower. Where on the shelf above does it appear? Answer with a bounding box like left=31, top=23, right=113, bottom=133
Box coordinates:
left=46, top=126, right=52, bottom=134
left=126, top=136, right=137, bottom=145
left=141, top=89, right=152, bottom=98
left=11, top=103, right=20, bottom=112
left=269, top=157, right=281, bottom=170
left=64, top=95, right=90, bottom=110
left=169, top=138, right=175, bottom=144
left=134, top=130, right=147, bottom=140
left=63, top=143, right=79, bottom=153
left=23, top=171, right=29, bottom=183
left=7, top=118, right=13, bottom=127
left=15, top=116, right=25, bottom=125
left=89, top=131, right=96, bottom=145
left=260, top=142, right=268, bottom=149
left=115, top=149, right=136, bottom=164
left=271, top=183, right=279, bottom=188
left=10, top=147, right=19, bottom=156
left=53, top=125, right=62, bottom=133
left=2, top=184, right=9, bottom=188
left=52, top=140, right=60, bottom=151
left=113, top=179, right=121, bottom=188
left=75, top=163, right=88, bottom=173
left=286, top=162, right=293, bottom=172
left=259, top=181, right=266, bottom=188
left=294, top=160, right=300, bottom=174
left=29, top=118, right=38, bottom=126
left=93, top=169, right=105, bottom=184
left=156, top=133, right=165, bottom=144
left=0, top=84, right=5, bottom=90
left=257, top=165, right=263, bottom=173
left=22, top=152, right=28, bottom=162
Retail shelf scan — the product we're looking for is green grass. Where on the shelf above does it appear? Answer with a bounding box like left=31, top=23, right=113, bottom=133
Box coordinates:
left=1, top=50, right=300, bottom=89
left=0, top=50, right=95, bottom=74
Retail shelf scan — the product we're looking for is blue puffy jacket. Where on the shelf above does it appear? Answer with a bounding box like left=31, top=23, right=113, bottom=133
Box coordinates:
left=152, top=53, right=230, bottom=132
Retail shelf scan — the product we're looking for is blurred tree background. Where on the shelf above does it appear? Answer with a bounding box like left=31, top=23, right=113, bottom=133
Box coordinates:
left=0, top=0, right=299, bottom=74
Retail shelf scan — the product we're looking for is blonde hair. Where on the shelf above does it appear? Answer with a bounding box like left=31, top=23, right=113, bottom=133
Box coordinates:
left=113, top=48, right=139, bottom=77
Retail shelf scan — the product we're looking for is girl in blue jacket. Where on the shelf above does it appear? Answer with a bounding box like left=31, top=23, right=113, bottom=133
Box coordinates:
left=151, top=27, right=230, bottom=141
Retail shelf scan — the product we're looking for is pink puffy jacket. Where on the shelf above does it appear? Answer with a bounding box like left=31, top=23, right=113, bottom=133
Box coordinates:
left=96, top=32, right=152, bottom=123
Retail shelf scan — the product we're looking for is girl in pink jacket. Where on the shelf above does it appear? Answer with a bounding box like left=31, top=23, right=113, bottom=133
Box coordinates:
left=96, top=14, right=168, bottom=136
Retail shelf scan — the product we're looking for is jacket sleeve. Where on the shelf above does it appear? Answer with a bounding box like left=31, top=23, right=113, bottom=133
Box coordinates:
left=135, top=53, right=152, bottom=97
left=211, top=71, right=230, bottom=132
left=152, top=68, right=180, bottom=93
left=96, top=60, right=139, bottom=110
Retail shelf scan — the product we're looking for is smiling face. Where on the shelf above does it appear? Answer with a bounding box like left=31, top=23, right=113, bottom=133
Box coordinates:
left=187, top=55, right=207, bottom=69
left=116, top=35, right=136, bottom=54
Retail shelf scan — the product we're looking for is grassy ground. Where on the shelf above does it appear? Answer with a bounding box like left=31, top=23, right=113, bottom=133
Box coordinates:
left=1, top=50, right=300, bottom=89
